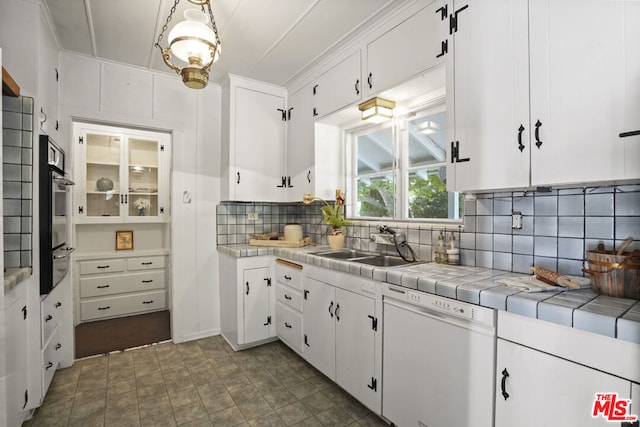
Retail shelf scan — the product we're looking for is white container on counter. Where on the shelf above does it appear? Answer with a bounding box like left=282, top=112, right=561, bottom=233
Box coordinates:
left=284, top=224, right=303, bottom=242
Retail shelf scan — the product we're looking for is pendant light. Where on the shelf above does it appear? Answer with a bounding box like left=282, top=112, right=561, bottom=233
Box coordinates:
left=358, top=97, right=396, bottom=123
left=155, top=0, right=222, bottom=89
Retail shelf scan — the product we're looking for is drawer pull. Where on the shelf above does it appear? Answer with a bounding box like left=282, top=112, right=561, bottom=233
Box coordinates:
left=45, top=315, right=53, bottom=322
left=284, top=275, right=292, bottom=280
left=96, top=265, right=110, bottom=269
left=98, top=306, right=111, bottom=311
left=97, top=285, right=110, bottom=289
left=141, top=262, right=153, bottom=265
left=45, top=362, right=54, bottom=370
left=55, top=343, right=62, bottom=350
left=142, top=300, right=154, bottom=304
left=284, top=322, right=292, bottom=329
left=54, top=302, right=62, bottom=308
left=142, top=280, right=154, bottom=283
left=284, top=294, right=292, bottom=300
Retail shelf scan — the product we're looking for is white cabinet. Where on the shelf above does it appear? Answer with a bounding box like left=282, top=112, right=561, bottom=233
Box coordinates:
left=448, top=0, right=640, bottom=192
left=313, top=51, right=362, bottom=118
left=286, top=83, right=315, bottom=201
left=219, top=254, right=276, bottom=350
left=40, top=282, right=66, bottom=401
left=222, top=75, right=287, bottom=202
left=274, top=260, right=304, bottom=353
left=365, top=0, right=446, bottom=96
left=37, top=11, right=59, bottom=136
left=4, top=287, right=29, bottom=427
left=302, top=274, right=379, bottom=412
left=496, top=338, right=632, bottom=426
left=73, top=122, right=171, bottom=223
left=78, top=255, right=168, bottom=321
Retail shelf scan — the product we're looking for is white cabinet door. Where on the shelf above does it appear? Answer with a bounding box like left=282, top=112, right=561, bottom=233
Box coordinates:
left=302, top=277, right=336, bottom=380
left=5, top=293, right=28, bottom=426
left=37, top=13, right=59, bottom=136
left=242, top=267, right=273, bottom=344
left=366, top=0, right=446, bottom=96
left=623, top=1, right=640, bottom=179
left=286, top=83, right=315, bottom=202
left=529, top=0, right=628, bottom=186
left=314, top=51, right=362, bottom=118
left=447, top=0, right=530, bottom=192
left=335, top=288, right=377, bottom=412
left=232, top=86, right=286, bottom=202
left=495, top=339, right=631, bottom=427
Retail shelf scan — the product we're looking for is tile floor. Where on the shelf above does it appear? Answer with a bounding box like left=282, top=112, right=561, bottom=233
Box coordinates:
left=23, top=336, right=389, bottom=426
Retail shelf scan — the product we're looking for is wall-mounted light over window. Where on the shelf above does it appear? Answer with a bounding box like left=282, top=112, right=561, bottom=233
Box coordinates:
left=155, top=0, right=222, bottom=89
left=358, top=97, right=396, bottom=123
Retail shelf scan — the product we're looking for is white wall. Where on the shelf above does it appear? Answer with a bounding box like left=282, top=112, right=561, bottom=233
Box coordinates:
left=58, top=52, right=222, bottom=343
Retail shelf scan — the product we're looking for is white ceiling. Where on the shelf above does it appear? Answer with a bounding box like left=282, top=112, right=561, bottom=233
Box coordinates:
left=44, top=0, right=398, bottom=87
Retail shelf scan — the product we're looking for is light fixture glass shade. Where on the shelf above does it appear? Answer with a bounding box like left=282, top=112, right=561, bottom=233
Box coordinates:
left=168, top=9, right=219, bottom=66
left=358, top=97, right=396, bottom=122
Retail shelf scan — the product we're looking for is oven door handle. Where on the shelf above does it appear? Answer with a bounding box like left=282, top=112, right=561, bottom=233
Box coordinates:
left=52, top=176, right=76, bottom=186
left=53, top=247, right=76, bottom=259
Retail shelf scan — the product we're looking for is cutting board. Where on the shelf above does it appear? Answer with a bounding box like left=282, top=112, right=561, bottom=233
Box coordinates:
left=249, top=239, right=305, bottom=248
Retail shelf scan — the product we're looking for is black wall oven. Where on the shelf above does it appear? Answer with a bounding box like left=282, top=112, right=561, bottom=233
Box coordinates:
left=39, top=135, right=75, bottom=295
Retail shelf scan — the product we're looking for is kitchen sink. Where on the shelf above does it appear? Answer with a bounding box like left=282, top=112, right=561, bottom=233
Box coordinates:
left=311, top=249, right=378, bottom=260
left=352, top=255, right=419, bottom=267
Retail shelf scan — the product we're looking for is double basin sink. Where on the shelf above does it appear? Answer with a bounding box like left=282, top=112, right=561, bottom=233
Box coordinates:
left=312, top=249, right=424, bottom=267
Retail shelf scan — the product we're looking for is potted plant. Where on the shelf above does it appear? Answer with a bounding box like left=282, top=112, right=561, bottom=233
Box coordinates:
left=303, top=189, right=350, bottom=250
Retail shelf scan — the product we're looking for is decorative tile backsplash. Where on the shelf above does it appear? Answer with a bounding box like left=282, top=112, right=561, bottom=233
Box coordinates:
left=217, top=182, right=639, bottom=277
left=2, top=95, right=33, bottom=269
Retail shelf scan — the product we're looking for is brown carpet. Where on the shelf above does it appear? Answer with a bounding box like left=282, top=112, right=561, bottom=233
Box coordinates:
left=75, top=310, right=171, bottom=358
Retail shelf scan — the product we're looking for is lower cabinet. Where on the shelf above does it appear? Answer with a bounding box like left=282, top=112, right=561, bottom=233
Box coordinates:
left=40, top=284, right=66, bottom=397
left=78, top=254, right=167, bottom=321
left=274, top=260, right=303, bottom=353
left=301, top=271, right=380, bottom=413
left=219, top=254, right=276, bottom=350
left=4, top=286, right=28, bottom=427
left=496, top=339, right=634, bottom=427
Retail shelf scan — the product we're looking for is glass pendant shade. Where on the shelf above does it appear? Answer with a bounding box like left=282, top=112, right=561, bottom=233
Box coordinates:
left=359, top=97, right=396, bottom=123
left=168, top=9, right=219, bottom=66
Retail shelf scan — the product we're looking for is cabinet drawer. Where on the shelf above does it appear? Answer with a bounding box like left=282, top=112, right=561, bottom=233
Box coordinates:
left=42, top=327, right=61, bottom=395
left=80, top=290, right=166, bottom=321
left=126, top=256, right=166, bottom=271
left=275, top=263, right=302, bottom=290
left=80, top=270, right=165, bottom=298
left=276, top=302, right=302, bottom=353
left=276, top=283, right=302, bottom=311
left=41, top=292, right=64, bottom=345
left=79, top=259, right=125, bottom=275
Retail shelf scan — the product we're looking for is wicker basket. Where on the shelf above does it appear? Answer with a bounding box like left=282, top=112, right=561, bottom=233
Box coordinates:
left=583, top=249, right=640, bottom=299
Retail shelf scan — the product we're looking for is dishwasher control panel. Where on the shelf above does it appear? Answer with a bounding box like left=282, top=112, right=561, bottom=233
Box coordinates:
left=384, top=284, right=495, bottom=327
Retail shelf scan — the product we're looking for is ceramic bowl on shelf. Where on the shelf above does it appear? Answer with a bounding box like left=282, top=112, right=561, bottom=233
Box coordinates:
left=96, top=177, right=114, bottom=191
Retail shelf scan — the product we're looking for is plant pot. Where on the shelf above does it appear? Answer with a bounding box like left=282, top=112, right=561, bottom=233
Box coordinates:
left=327, top=234, right=345, bottom=250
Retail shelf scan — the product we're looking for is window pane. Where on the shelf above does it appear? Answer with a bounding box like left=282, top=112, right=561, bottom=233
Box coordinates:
left=408, top=111, right=446, bottom=168
left=408, top=167, right=463, bottom=219
left=357, top=127, right=393, bottom=174
left=357, top=175, right=394, bottom=218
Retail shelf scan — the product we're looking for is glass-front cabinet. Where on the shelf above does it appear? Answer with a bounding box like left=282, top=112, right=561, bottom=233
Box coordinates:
left=73, top=123, right=170, bottom=223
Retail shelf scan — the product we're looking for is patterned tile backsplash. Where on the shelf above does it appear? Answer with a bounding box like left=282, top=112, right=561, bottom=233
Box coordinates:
left=2, top=95, right=33, bottom=269
left=217, top=183, right=640, bottom=277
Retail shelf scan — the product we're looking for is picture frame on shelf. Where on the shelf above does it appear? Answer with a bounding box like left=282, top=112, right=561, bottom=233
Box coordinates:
left=115, top=230, right=133, bottom=251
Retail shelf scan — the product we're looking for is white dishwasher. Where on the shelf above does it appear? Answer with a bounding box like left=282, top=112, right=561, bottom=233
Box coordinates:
left=382, top=283, right=496, bottom=427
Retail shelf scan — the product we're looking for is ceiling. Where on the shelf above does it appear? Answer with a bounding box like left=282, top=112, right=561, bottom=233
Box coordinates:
left=44, top=0, right=397, bottom=87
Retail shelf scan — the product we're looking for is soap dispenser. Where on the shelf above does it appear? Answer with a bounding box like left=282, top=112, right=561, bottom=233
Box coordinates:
left=446, top=232, right=460, bottom=265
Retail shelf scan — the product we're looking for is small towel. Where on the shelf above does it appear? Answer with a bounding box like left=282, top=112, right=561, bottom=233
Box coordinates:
left=497, top=275, right=591, bottom=293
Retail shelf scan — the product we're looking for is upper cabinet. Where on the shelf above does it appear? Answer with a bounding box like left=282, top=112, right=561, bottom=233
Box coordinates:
left=37, top=12, right=59, bottom=136
left=287, top=83, right=315, bottom=201
left=222, top=75, right=287, bottom=202
left=313, top=51, right=362, bottom=119
left=448, top=0, right=640, bottom=193
left=73, top=123, right=171, bottom=223
left=365, top=0, right=446, bottom=96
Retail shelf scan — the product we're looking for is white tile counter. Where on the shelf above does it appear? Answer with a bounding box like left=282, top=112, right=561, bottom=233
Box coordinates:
left=217, top=244, right=640, bottom=344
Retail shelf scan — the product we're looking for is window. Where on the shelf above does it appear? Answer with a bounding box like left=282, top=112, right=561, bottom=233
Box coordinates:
left=348, top=103, right=462, bottom=221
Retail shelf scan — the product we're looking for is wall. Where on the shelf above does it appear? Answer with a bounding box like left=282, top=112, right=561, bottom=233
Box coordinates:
left=2, top=95, right=33, bottom=269
left=217, top=183, right=640, bottom=276
left=57, top=52, right=222, bottom=343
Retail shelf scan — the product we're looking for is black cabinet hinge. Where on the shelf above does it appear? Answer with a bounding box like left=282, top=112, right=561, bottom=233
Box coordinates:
left=449, top=4, right=469, bottom=34
left=264, top=278, right=272, bottom=287
left=304, top=289, right=310, bottom=300
left=436, top=39, right=448, bottom=58
left=451, top=141, right=470, bottom=163
left=277, top=176, right=287, bottom=188
left=23, top=389, right=28, bottom=409
left=55, top=68, right=59, bottom=82
left=79, top=136, right=84, bottom=144
left=368, top=315, right=377, bottom=331
left=304, top=334, right=310, bottom=347
left=313, top=107, right=318, bottom=117
left=288, top=108, right=293, bottom=121
left=367, top=377, right=377, bottom=392
left=264, top=315, right=271, bottom=326
left=160, top=144, right=165, bottom=152
left=277, top=108, right=287, bottom=121
left=55, top=120, right=59, bottom=131
left=313, top=84, right=318, bottom=96
left=79, top=206, right=84, bottom=214
left=22, top=305, right=27, bottom=320
left=436, top=4, right=448, bottom=20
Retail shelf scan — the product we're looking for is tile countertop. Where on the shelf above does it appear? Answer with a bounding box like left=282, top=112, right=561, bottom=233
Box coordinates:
left=218, top=244, right=640, bottom=345
left=4, top=267, right=33, bottom=294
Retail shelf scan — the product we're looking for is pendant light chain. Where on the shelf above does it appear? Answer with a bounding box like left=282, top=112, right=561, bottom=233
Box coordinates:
left=155, top=0, right=181, bottom=49
left=206, top=1, right=221, bottom=48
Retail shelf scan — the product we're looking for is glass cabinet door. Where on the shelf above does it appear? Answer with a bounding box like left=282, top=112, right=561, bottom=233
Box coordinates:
left=85, top=133, right=122, bottom=218
left=127, top=137, right=159, bottom=218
